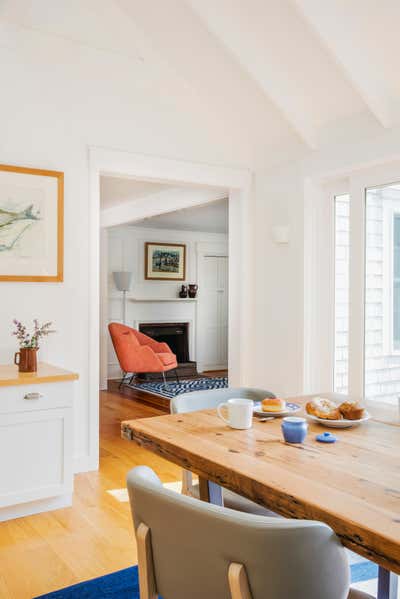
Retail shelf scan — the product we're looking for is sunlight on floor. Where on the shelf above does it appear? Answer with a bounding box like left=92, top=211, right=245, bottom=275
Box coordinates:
left=107, top=481, right=183, bottom=503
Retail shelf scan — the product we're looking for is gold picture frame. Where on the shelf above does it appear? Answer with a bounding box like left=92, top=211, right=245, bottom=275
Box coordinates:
left=0, top=164, right=64, bottom=282
left=145, top=242, right=186, bottom=281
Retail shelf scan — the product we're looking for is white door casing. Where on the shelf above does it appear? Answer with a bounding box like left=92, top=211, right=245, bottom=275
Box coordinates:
left=90, top=147, right=252, bottom=471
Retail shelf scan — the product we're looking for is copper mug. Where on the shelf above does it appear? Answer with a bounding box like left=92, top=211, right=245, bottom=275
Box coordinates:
left=14, top=348, right=38, bottom=373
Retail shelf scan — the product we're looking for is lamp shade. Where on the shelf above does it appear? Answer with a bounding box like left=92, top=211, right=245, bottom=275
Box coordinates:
left=113, top=271, right=133, bottom=292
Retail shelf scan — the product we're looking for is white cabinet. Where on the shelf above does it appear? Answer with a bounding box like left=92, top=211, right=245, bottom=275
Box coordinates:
left=0, top=364, right=77, bottom=522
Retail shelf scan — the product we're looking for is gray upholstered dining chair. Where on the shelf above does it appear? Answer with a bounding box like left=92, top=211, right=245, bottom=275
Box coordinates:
left=127, top=465, right=373, bottom=599
left=171, top=387, right=276, bottom=515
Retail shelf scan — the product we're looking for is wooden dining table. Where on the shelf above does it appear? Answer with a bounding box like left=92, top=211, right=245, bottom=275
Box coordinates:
left=122, top=394, right=400, bottom=599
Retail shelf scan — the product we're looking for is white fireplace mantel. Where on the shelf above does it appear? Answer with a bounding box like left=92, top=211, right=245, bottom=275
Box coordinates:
left=127, top=296, right=197, bottom=303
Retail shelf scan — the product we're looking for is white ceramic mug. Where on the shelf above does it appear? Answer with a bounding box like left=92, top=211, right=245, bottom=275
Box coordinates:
left=217, top=398, right=253, bottom=430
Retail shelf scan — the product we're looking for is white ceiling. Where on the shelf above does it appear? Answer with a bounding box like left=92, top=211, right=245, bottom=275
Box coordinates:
left=133, top=197, right=228, bottom=233
left=100, top=177, right=175, bottom=210
left=4, top=0, right=400, bottom=164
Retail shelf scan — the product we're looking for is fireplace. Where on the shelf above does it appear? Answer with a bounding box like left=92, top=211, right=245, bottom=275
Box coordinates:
left=138, top=322, right=198, bottom=379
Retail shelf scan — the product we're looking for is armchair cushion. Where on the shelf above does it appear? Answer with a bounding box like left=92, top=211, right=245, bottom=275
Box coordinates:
left=157, top=352, right=177, bottom=367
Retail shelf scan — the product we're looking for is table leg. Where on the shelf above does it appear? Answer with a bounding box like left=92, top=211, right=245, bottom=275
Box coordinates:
left=377, top=567, right=398, bottom=599
left=198, top=476, right=223, bottom=505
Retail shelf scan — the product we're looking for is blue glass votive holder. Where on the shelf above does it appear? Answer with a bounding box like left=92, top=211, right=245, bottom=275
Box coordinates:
left=281, top=416, right=308, bottom=444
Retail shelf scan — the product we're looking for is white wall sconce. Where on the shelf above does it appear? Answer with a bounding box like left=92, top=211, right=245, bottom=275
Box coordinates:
left=113, top=271, right=133, bottom=324
left=271, top=225, right=289, bottom=244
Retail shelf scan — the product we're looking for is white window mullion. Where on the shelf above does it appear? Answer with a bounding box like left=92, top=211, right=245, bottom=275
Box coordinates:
left=348, top=177, right=366, bottom=399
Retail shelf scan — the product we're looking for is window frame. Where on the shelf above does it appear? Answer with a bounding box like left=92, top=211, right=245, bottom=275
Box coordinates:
left=382, top=200, right=400, bottom=355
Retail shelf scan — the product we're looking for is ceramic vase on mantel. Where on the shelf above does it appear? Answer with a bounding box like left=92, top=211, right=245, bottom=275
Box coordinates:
left=14, top=347, right=38, bottom=373
left=188, top=284, right=198, bottom=298
left=179, top=284, right=188, bottom=298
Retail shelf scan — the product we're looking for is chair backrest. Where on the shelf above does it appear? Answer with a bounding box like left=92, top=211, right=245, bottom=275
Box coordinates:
left=127, top=466, right=350, bottom=599
left=171, top=387, right=276, bottom=414
left=108, top=323, right=140, bottom=372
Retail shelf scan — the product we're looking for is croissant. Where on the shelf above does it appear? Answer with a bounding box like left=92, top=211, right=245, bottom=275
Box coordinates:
left=339, top=401, right=365, bottom=420
left=306, top=397, right=342, bottom=420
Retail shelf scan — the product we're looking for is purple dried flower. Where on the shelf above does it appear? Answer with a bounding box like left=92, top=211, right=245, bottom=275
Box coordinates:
left=12, top=319, right=56, bottom=349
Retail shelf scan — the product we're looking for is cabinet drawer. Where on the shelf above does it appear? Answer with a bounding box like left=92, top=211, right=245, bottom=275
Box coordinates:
left=0, top=381, right=74, bottom=414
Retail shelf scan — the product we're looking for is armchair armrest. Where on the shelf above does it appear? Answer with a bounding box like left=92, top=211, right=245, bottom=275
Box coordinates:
left=122, top=344, right=164, bottom=373
left=154, top=341, right=172, bottom=353
left=135, top=330, right=173, bottom=354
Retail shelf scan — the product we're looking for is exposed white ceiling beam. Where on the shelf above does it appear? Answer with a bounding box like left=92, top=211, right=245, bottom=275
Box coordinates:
left=292, top=0, right=394, bottom=129
left=100, top=186, right=227, bottom=228
left=187, top=0, right=318, bottom=150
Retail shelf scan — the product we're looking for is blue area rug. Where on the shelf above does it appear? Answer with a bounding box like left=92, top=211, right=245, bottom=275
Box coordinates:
left=128, top=376, right=228, bottom=399
left=35, top=561, right=378, bottom=597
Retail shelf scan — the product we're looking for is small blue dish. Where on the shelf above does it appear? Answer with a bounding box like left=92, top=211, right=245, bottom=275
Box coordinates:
left=281, top=417, right=308, bottom=444
left=316, top=431, right=337, bottom=443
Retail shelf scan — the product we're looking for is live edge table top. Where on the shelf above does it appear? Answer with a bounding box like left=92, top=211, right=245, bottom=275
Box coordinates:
left=122, top=394, right=400, bottom=575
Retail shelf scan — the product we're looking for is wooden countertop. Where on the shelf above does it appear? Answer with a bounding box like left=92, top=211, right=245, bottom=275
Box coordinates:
left=0, top=362, right=79, bottom=387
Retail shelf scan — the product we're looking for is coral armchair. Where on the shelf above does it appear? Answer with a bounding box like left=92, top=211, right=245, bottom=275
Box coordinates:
left=108, top=323, right=178, bottom=388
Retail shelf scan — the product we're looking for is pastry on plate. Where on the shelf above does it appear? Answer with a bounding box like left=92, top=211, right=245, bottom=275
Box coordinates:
left=262, top=397, right=286, bottom=412
left=306, top=397, right=342, bottom=420
left=339, top=401, right=365, bottom=420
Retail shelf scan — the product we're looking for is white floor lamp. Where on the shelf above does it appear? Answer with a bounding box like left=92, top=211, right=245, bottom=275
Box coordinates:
left=113, top=271, right=133, bottom=325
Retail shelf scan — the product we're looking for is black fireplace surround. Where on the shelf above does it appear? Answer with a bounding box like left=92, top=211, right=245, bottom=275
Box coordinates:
left=138, top=322, right=197, bottom=379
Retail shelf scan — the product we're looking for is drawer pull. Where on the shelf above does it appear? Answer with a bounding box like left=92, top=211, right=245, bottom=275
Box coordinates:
left=23, top=392, right=43, bottom=400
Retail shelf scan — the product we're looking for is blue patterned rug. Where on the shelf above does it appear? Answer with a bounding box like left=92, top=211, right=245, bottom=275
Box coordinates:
left=128, top=376, right=228, bottom=399
left=35, top=561, right=378, bottom=597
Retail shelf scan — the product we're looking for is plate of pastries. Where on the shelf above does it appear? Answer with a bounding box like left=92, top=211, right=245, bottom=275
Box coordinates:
left=305, top=397, right=370, bottom=428
left=253, top=397, right=301, bottom=417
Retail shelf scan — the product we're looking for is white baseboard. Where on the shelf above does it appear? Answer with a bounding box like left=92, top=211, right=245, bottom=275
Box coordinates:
left=0, top=494, right=72, bottom=522
left=73, top=453, right=99, bottom=474
left=201, top=364, right=228, bottom=373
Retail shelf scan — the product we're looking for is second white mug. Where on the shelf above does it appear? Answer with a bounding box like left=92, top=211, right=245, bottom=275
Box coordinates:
left=217, top=398, right=253, bottom=430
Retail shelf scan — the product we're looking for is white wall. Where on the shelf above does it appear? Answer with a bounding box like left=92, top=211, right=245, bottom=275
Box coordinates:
left=105, top=225, right=228, bottom=379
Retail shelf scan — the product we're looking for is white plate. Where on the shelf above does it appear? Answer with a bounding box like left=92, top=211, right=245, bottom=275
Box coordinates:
left=253, top=402, right=301, bottom=418
left=306, top=412, right=371, bottom=428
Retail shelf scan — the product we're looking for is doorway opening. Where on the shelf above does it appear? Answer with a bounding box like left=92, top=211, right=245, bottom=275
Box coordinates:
left=102, top=187, right=229, bottom=397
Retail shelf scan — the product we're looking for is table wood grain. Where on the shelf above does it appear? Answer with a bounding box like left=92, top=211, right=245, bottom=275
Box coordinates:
left=122, top=395, right=400, bottom=575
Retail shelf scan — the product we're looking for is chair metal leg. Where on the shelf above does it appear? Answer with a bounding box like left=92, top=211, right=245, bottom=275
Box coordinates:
left=377, top=567, right=398, bottom=599
left=175, top=368, right=180, bottom=383
left=119, top=373, right=127, bottom=390
left=129, top=373, right=136, bottom=385
left=162, top=371, right=167, bottom=386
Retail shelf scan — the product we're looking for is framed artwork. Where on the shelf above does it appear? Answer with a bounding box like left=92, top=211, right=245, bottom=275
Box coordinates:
left=0, top=164, right=63, bottom=282
left=145, top=242, right=186, bottom=281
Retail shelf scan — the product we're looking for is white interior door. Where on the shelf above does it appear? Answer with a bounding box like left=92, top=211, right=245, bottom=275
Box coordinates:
left=199, top=255, right=228, bottom=372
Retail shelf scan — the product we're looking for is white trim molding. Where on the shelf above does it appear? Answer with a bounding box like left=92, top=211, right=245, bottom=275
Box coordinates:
left=89, top=146, right=253, bottom=471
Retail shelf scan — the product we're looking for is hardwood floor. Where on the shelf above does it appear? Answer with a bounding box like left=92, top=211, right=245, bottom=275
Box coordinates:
left=0, top=385, right=182, bottom=599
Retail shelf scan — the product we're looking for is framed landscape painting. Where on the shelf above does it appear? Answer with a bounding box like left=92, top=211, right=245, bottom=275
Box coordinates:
left=145, top=242, right=186, bottom=281
left=0, top=164, right=63, bottom=282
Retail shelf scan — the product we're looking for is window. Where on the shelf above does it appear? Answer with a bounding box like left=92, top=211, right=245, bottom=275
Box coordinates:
left=392, top=214, right=400, bottom=350
left=365, top=182, right=400, bottom=403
